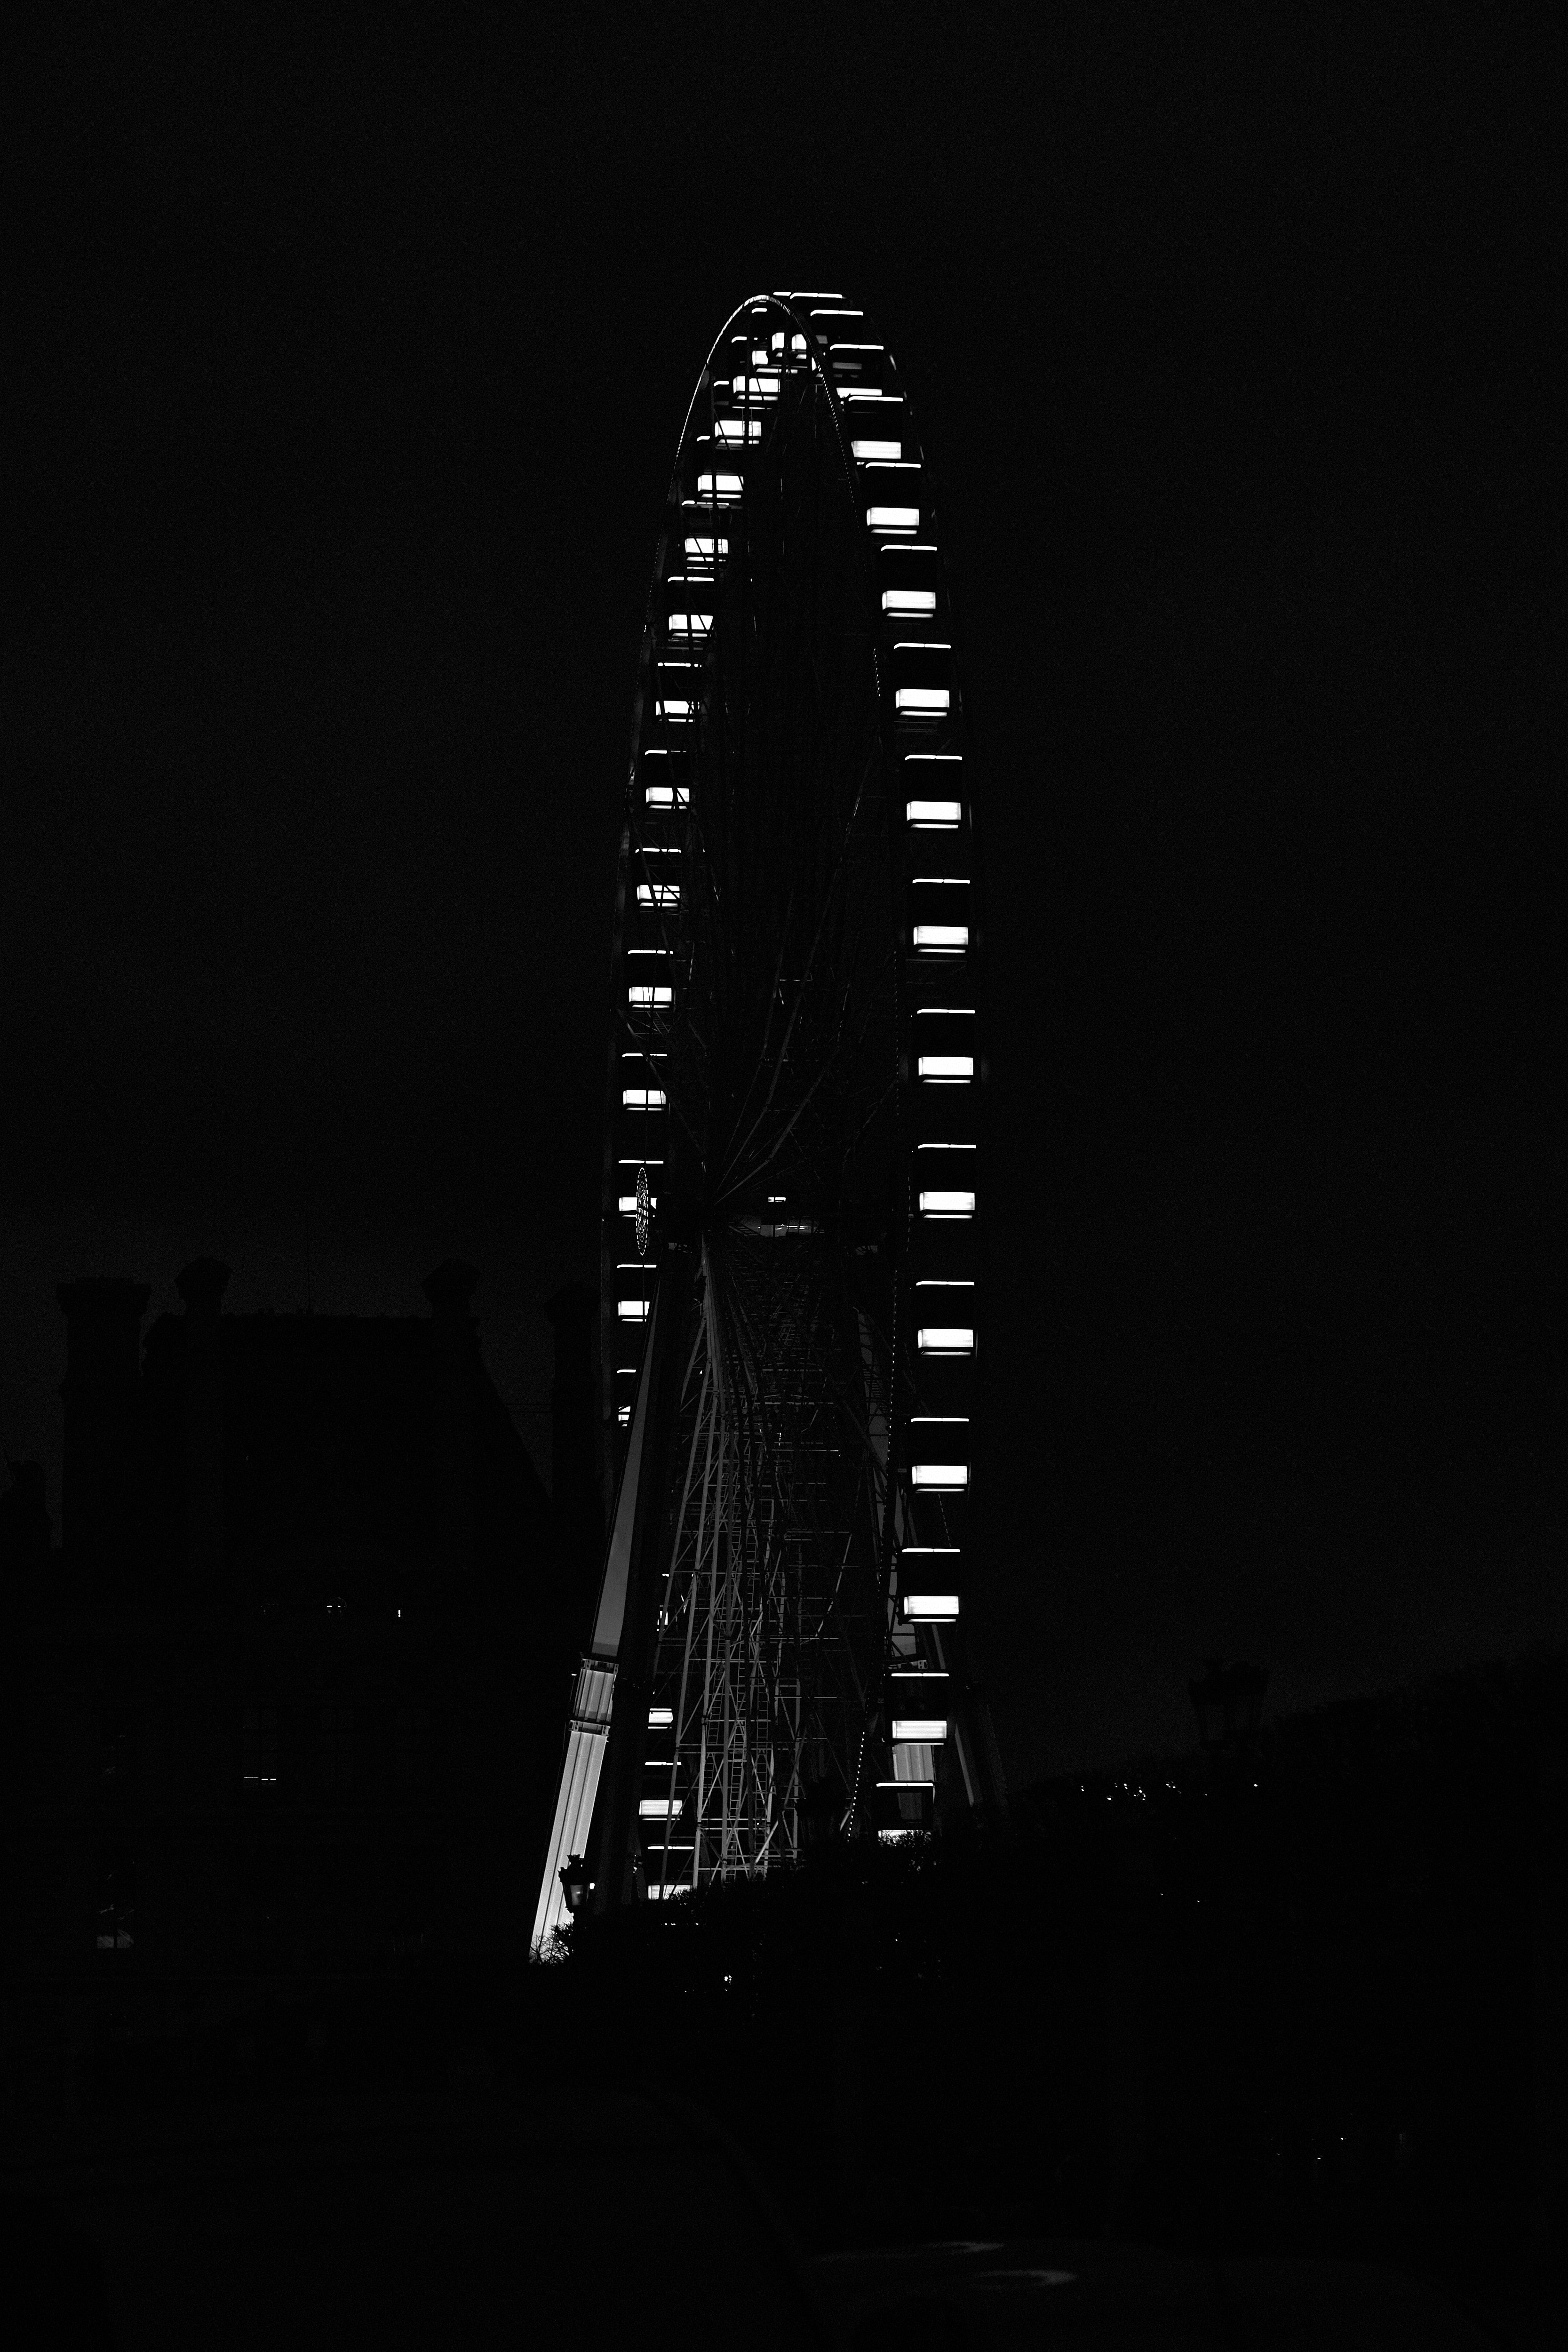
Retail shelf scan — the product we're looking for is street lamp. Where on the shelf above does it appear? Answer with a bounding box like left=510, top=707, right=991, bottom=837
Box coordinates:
left=558, top=1853, right=593, bottom=1917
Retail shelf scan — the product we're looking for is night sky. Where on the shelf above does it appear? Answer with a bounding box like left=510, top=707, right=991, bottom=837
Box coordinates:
left=6, top=17, right=1558, bottom=1784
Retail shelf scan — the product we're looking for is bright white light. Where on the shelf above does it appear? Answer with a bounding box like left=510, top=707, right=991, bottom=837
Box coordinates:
left=918, top=1055, right=974, bottom=1081
left=648, top=1706, right=674, bottom=1728
left=637, top=884, right=680, bottom=907
left=903, top=1595, right=961, bottom=1621
left=618, top=1193, right=658, bottom=1213
left=896, top=687, right=950, bottom=716
left=913, top=924, right=969, bottom=951
left=714, top=418, right=761, bottom=445
left=621, top=1087, right=667, bottom=1108
left=697, top=472, right=743, bottom=500
left=892, top=1717, right=949, bottom=1743
left=868, top=505, right=920, bottom=532
left=617, top=1405, right=631, bottom=1427
left=770, top=332, right=808, bottom=355
left=907, top=800, right=962, bottom=827
left=628, top=986, right=673, bottom=1008
left=734, top=372, right=779, bottom=399
left=853, top=439, right=901, bottom=461
left=917, top=1327, right=975, bottom=1354
left=912, top=1464, right=968, bottom=1491
left=918, top=1190, right=975, bottom=1218
left=683, top=536, right=729, bottom=561
left=667, top=613, right=712, bottom=638
left=618, top=1300, right=650, bottom=1323
left=645, top=785, right=689, bottom=811
left=883, top=589, right=936, bottom=614
left=655, top=700, right=692, bottom=721
left=638, top=1797, right=684, bottom=1818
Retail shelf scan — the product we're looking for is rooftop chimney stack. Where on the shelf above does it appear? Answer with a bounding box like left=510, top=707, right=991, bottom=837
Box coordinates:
left=422, top=1261, right=480, bottom=1574
left=176, top=1258, right=230, bottom=1581
left=56, top=1278, right=151, bottom=1573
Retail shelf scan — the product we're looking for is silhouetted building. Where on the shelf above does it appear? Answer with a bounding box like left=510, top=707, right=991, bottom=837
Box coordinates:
left=2, top=1260, right=567, bottom=2120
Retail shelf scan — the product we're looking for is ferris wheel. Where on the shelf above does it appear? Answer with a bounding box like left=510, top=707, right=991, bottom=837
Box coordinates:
left=533, top=291, right=1001, bottom=1947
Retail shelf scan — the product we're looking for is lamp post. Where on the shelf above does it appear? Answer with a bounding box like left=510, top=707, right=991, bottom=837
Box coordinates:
left=558, top=1853, right=592, bottom=1919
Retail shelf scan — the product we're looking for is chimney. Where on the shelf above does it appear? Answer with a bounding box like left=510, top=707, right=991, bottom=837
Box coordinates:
left=56, top=1278, right=151, bottom=1571
left=422, top=1260, right=480, bottom=1572
left=545, top=1280, right=602, bottom=1571
left=176, top=1258, right=230, bottom=1580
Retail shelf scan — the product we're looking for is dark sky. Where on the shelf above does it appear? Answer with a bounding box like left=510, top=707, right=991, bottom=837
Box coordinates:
left=5, top=15, right=1559, bottom=1783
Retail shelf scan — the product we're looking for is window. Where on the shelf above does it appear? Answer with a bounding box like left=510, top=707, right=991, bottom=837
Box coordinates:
left=917, top=1326, right=975, bottom=1355
left=918, top=1188, right=976, bottom=1217
left=912, top=1463, right=969, bottom=1491
left=318, top=1707, right=354, bottom=1794
left=241, top=1705, right=279, bottom=1794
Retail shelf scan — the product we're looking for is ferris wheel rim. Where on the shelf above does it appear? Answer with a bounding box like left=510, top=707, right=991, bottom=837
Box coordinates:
left=622, top=290, right=898, bottom=797
left=591, top=286, right=982, bottom=1903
